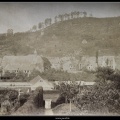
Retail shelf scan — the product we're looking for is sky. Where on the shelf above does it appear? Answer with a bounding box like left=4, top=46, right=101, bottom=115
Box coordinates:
left=0, top=2, right=120, bottom=33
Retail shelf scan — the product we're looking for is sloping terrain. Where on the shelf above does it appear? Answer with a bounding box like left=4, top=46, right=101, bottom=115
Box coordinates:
left=52, top=103, right=119, bottom=116
left=0, top=17, right=120, bottom=57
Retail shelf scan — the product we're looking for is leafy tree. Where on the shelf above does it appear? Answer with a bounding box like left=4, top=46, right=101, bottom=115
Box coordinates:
left=8, top=90, right=18, bottom=101
left=83, top=11, right=87, bottom=17
left=54, top=16, right=58, bottom=23
left=32, top=25, right=37, bottom=31
left=71, top=11, right=77, bottom=19
left=58, top=14, right=64, bottom=21
left=45, top=18, right=52, bottom=26
left=15, top=71, right=27, bottom=80
left=56, top=81, right=79, bottom=103
left=95, top=67, right=114, bottom=83
left=34, top=87, right=43, bottom=108
left=3, top=71, right=16, bottom=79
left=70, top=12, right=74, bottom=19
left=64, top=13, right=68, bottom=20
left=75, top=67, right=120, bottom=114
left=42, top=57, right=51, bottom=71
left=38, top=22, right=43, bottom=30
left=76, top=11, right=80, bottom=18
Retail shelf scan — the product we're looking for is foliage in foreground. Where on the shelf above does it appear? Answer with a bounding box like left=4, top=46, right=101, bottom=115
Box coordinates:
left=11, top=87, right=44, bottom=115
left=55, top=67, right=120, bottom=114
left=76, top=67, right=120, bottom=114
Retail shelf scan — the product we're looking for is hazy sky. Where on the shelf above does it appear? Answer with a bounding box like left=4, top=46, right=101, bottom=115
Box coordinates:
left=0, top=2, right=120, bottom=33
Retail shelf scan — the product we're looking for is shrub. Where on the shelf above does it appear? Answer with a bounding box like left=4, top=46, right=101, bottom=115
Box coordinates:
left=77, top=83, right=120, bottom=114
left=19, top=93, right=30, bottom=106
left=33, top=87, right=44, bottom=108
left=76, top=67, right=120, bottom=114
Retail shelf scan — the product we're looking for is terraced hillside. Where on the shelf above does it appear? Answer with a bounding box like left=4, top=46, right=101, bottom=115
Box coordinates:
left=0, top=17, right=120, bottom=57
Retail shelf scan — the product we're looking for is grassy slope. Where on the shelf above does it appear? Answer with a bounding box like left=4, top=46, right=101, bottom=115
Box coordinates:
left=0, top=17, right=120, bottom=57
left=52, top=103, right=119, bottom=116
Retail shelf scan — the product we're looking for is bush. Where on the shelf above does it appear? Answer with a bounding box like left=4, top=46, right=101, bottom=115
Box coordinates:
left=0, top=89, right=18, bottom=101
left=19, top=93, right=30, bottom=106
left=76, top=67, right=120, bottom=114
left=77, top=83, right=120, bottom=114
left=33, top=87, right=44, bottom=108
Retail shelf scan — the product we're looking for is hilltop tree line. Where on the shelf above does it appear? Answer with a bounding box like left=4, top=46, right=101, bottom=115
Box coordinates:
left=31, top=11, right=92, bottom=32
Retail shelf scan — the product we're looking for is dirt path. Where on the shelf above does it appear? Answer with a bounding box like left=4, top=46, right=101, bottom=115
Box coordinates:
left=44, top=109, right=53, bottom=115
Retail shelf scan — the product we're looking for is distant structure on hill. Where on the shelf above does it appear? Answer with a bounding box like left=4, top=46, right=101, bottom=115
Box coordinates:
left=7, top=29, right=13, bottom=37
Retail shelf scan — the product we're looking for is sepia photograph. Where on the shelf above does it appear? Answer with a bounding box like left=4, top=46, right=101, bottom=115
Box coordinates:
left=0, top=2, right=120, bottom=116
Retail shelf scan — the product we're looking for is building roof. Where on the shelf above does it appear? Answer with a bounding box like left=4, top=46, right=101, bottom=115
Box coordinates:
left=1, top=55, right=43, bottom=71
left=54, top=81, right=95, bottom=86
left=30, top=75, right=54, bottom=89
left=0, top=82, right=31, bottom=86
left=30, top=75, right=44, bottom=85
left=4, top=64, right=35, bottom=71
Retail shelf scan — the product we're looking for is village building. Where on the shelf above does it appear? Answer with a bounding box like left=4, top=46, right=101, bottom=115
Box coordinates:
left=0, top=75, right=54, bottom=91
left=54, top=80, right=95, bottom=86
left=78, top=56, right=116, bottom=71
left=62, top=58, right=79, bottom=73
left=47, top=57, right=62, bottom=70
left=47, top=56, right=79, bottom=73
left=30, top=75, right=54, bottom=91
left=1, top=50, right=44, bottom=76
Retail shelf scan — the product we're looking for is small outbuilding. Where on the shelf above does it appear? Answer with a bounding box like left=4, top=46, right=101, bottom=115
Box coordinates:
left=30, top=75, right=54, bottom=91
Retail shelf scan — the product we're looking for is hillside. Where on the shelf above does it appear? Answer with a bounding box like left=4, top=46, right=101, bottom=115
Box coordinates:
left=1, top=17, right=120, bottom=57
